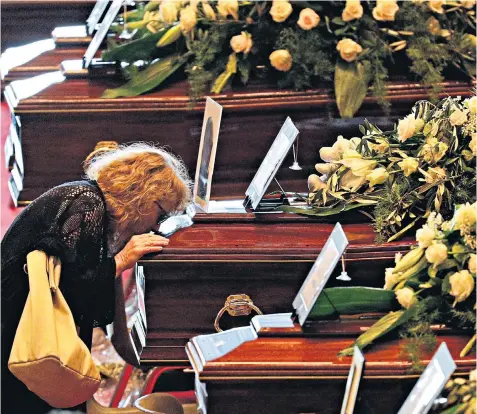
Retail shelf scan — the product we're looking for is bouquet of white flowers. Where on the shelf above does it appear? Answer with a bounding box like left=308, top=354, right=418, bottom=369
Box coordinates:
left=339, top=204, right=476, bottom=363
left=284, top=95, right=476, bottom=243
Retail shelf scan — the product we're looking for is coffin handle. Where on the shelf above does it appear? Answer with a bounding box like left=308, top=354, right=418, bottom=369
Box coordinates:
left=214, top=294, right=263, bottom=332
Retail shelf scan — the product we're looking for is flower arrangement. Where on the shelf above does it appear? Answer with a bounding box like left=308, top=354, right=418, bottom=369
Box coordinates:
left=439, top=371, right=476, bottom=414
left=339, top=204, right=476, bottom=366
left=283, top=95, right=477, bottom=243
left=101, top=0, right=476, bottom=117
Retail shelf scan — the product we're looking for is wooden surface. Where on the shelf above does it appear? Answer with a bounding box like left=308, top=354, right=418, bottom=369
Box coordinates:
left=4, top=79, right=473, bottom=205
left=1, top=1, right=94, bottom=52
left=138, top=222, right=414, bottom=364
left=187, top=334, right=476, bottom=414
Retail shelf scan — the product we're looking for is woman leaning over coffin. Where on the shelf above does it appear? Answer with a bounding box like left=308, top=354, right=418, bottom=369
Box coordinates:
left=1, top=143, right=192, bottom=413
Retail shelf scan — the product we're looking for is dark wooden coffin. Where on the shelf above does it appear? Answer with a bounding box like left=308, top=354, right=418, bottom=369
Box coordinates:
left=1, top=1, right=94, bottom=52
left=3, top=78, right=472, bottom=205
left=186, top=333, right=476, bottom=414
left=137, top=219, right=414, bottom=365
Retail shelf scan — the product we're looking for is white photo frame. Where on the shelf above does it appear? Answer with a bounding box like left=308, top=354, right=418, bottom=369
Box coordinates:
left=341, top=346, right=365, bottom=414
left=193, top=97, right=223, bottom=213
left=292, top=223, right=349, bottom=326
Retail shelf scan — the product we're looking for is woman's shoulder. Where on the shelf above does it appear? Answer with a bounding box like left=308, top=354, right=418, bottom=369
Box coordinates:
left=42, top=180, right=105, bottom=209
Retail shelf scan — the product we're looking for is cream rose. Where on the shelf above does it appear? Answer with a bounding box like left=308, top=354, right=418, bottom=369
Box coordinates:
left=416, top=226, right=436, bottom=248
left=398, top=157, right=419, bottom=177
left=315, top=163, right=339, bottom=175
left=308, top=174, right=327, bottom=192
left=373, top=0, right=400, bottom=21
left=297, top=8, right=320, bottom=30
left=371, top=140, right=389, bottom=154
left=425, top=243, right=448, bottom=266
left=230, top=31, right=253, bottom=54
left=420, top=139, right=448, bottom=164
left=460, top=0, right=476, bottom=8
left=202, top=2, right=217, bottom=20
left=397, top=114, right=424, bottom=142
left=160, top=0, right=179, bottom=24
left=319, top=146, right=341, bottom=162
left=269, top=49, right=293, bottom=72
left=450, top=108, right=468, bottom=126
left=366, top=167, right=389, bottom=187
left=469, top=133, right=477, bottom=156
left=384, top=267, right=398, bottom=290
left=342, top=0, right=363, bottom=22
left=270, top=0, right=293, bottom=23
left=464, top=96, right=477, bottom=115
left=395, top=287, right=418, bottom=309
left=217, top=0, right=238, bottom=19
left=429, top=0, right=446, bottom=13
left=180, top=6, right=197, bottom=33
left=468, top=254, right=477, bottom=274
left=336, top=38, right=363, bottom=63
left=342, top=149, right=362, bottom=159
left=455, top=203, right=477, bottom=230
left=449, top=270, right=475, bottom=304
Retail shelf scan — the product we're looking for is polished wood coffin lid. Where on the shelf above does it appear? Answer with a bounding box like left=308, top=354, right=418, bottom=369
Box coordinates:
left=187, top=334, right=476, bottom=380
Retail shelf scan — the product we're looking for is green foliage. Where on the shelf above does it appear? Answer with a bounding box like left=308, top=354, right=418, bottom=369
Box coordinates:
left=275, top=28, right=333, bottom=90
left=185, top=26, right=228, bottom=101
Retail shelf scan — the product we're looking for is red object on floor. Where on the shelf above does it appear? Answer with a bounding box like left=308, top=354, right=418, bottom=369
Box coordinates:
left=141, top=367, right=195, bottom=404
left=1, top=102, right=22, bottom=237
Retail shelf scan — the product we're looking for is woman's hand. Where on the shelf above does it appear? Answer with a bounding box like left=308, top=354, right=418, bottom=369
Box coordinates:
left=114, top=233, right=169, bottom=277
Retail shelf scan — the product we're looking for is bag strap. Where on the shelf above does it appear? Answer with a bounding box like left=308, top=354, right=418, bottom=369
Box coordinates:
left=46, top=255, right=62, bottom=293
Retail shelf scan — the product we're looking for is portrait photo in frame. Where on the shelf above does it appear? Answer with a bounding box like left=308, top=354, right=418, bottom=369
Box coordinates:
left=193, top=97, right=223, bottom=212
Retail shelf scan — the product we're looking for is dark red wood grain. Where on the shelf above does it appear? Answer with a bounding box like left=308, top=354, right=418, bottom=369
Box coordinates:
left=4, top=79, right=474, bottom=205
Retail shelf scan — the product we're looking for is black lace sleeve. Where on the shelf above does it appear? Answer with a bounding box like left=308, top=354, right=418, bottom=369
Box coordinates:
left=34, top=185, right=116, bottom=328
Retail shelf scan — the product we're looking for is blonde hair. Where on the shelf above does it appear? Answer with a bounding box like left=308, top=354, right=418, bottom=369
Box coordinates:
left=84, top=143, right=192, bottom=235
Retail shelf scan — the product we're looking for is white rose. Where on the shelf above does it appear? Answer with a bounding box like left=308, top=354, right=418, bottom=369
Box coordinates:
left=217, top=0, right=238, bottom=19
left=429, top=0, right=446, bottom=13
left=319, top=146, right=341, bottom=162
left=332, top=136, right=352, bottom=155
left=202, top=2, right=217, bottom=20
left=460, top=0, right=476, bottom=8
left=450, top=108, right=468, bottom=126
left=416, top=226, right=436, bottom=248
left=180, top=6, right=197, bottom=33
left=449, top=270, right=475, bottom=304
left=297, top=8, right=320, bottom=30
left=230, top=31, right=253, bottom=54
left=398, top=157, right=419, bottom=176
left=308, top=174, right=327, bottom=192
left=269, top=49, right=293, bottom=72
left=425, top=243, right=448, bottom=266
left=342, top=0, right=363, bottom=22
left=420, top=140, right=448, bottom=164
left=270, top=0, right=293, bottom=23
left=160, top=0, right=179, bottom=24
left=384, top=267, right=398, bottom=290
left=315, top=163, right=339, bottom=175
left=373, top=0, right=400, bottom=21
left=468, top=254, right=477, bottom=274
left=395, top=287, right=418, bottom=309
left=455, top=203, right=477, bottom=230
left=336, top=38, right=363, bottom=63
left=470, top=369, right=477, bottom=382
left=342, top=149, right=362, bottom=159
left=469, top=133, right=477, bottom=156
left=464, top=96, right=477, bottom=115
left=397, top=114, right=424, bottom=142
left=366, top=167, right=389, bottom=187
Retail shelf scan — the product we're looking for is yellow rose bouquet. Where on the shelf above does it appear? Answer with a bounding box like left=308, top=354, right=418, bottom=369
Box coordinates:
left=284, top=96, right=477, bottom=243
left=340, top=204, right=476, bottom=365
left=100, top=0, right=475, bottom=117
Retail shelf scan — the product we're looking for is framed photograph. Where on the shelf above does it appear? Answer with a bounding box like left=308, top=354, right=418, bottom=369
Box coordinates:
left=341, top=346, right=365, bottom=414
left=193, top=97, right=223, bottom=213
left=292, top=222, right=349, bottom=326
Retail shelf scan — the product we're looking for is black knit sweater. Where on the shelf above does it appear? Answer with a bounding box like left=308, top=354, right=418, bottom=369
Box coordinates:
left=1, top=180, right=116, bottom=413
